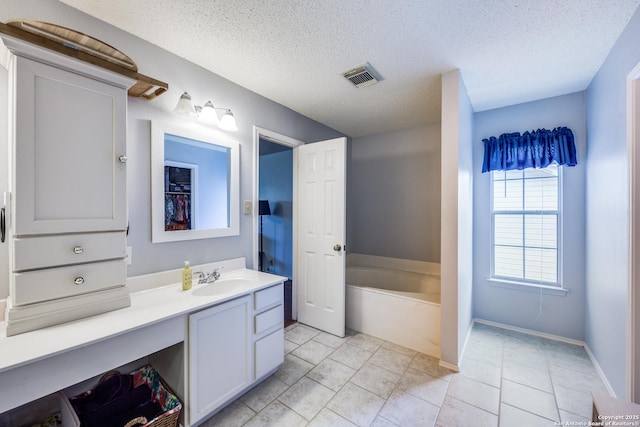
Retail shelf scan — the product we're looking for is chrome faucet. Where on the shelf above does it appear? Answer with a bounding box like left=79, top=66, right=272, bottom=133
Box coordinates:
left=194, top=267, right=223, bottom=284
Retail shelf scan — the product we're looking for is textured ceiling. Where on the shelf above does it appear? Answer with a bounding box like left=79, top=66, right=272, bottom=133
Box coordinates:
left=59, top=0, right=640, bottom=137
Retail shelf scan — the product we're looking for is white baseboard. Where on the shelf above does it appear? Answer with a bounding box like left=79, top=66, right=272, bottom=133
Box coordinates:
left=458, top=319, right=475, bottom=369
left=439, top=359, right=460, bottom=372
left=473, top=318, right=615, bottom=396
left=473, top=318, right=584, bottom=346
left=584, top=343, right=617, bottom=397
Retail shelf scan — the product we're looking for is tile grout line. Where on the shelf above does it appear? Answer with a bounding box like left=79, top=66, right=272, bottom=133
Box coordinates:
left=545, top=340, right=563, bottom=423
left=298, top=327, right=382, bottom=426
left=244, top=323, right=601, bottom=426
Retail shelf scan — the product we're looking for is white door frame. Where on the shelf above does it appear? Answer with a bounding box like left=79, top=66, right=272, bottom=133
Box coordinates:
left=627, top=62, right=640, bottom=402
left=295, top=137, right=347, bottom=337
left=252, top=126, right=304, bottom=318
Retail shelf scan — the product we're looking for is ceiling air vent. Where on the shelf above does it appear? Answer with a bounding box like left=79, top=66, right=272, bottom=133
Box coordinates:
left=342, top=63, right=382, bottom=88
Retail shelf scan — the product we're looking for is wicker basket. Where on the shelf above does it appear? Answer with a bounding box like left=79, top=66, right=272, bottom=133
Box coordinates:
left=71, top=365, right=181, bottom=427
left=128, top=365, right=181, bottom=427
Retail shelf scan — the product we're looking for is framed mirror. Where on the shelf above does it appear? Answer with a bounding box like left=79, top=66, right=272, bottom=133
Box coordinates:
left=151, top=121, right=239, bottom=242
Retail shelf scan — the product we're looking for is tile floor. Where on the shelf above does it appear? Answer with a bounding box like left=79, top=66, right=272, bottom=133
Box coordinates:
left=202, top=322, right=608, bottom=426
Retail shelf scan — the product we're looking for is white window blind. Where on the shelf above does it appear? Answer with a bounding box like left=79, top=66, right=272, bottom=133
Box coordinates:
left=491, top=166, right=559, bottom=285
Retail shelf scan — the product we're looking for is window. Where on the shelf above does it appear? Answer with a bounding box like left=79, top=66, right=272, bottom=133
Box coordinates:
left=491, top=165, right=560, bottom=286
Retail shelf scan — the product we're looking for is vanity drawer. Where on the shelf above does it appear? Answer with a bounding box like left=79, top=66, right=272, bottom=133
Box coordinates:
left=13, top=259, right=126, bottom=306
left=254, top=304, right=283, bottom=335
left=254, top=283, right=283, bottom=311
left=13, top=232, right=126, bottom=271
left=255, top=328, right=284, bottom=380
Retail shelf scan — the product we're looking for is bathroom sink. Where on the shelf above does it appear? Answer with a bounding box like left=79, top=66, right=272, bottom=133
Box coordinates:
left=191, top=277, right=253, bottom=296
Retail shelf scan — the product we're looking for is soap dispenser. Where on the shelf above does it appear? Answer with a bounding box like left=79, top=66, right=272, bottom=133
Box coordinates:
left=182, top=261, right=192, bottom=291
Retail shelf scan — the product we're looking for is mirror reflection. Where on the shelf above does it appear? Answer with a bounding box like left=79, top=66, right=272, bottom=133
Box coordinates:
left=164, top=133, right=230, bottom=231
left=151, top=121, right=239, bottom=243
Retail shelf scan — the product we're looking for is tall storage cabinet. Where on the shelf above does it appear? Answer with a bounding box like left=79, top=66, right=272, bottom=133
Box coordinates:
left=12, top=56, right=127, bottom=235
left=2, top=35, right=134, bottom=336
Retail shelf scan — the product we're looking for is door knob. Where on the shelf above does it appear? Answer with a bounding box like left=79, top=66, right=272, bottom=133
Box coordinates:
left=333, top=244, right=343, bottom=252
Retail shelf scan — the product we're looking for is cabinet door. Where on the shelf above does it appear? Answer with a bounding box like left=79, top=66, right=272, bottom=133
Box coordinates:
left=188, top=296, right=251, bottom=425
left=12, top=56, right=127, bottom=235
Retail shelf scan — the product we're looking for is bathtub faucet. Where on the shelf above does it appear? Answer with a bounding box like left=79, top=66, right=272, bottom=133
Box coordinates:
left=194, top=267, right=223, bottom=284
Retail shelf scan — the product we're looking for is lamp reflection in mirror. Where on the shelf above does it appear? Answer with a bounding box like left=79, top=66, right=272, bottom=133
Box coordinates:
left=174, top=91, right=237, bottom=131
left=259, top=200, right=271, bottom=272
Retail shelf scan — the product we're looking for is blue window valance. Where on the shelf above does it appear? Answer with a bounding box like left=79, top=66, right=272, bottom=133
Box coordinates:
left=482, top=127, right=577, bottom=173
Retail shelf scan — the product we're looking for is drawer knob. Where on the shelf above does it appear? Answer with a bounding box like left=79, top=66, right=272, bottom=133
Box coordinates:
left=119, top=155, right=128, bottom=163
left=74, top=277, right=85, bottom=285
left=73, top=246, right=84, bottom=254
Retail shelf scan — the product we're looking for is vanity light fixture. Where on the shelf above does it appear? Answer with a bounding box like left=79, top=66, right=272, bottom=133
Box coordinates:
left=174, top=92, right=238, bottom=131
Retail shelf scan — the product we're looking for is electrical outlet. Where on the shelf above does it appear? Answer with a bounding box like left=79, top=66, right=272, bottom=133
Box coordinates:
left=243, top=200, right=252, bottom=214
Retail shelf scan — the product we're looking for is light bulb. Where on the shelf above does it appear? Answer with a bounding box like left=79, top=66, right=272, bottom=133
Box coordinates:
left=174, top=92, right=196, bottom=117
left=199, top=101, right=218, bottom=124
left=219, top=110, right=238, bottom=132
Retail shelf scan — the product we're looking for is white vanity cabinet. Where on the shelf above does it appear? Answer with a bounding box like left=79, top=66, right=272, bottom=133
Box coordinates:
left=1, top=35, right=133, bottom=336
left=0, top=263, right=286, bottom=426
left=187, top=295, right=252, bottom=426
left=183, top=282, right=284, bottom=425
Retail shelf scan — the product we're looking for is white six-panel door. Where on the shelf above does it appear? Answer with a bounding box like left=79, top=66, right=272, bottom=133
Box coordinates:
left=296, top=137, right=347, bottom=337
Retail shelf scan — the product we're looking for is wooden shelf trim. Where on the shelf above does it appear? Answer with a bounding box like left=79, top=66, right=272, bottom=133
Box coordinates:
left=0, top=22, right=168, bottom=100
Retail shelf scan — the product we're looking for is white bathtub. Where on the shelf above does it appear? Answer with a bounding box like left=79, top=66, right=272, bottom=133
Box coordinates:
left=345, top=254, right=441, bottom=357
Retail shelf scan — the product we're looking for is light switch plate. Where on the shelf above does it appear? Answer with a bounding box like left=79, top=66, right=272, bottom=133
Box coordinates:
left=243, top=200, right=252, bottom=214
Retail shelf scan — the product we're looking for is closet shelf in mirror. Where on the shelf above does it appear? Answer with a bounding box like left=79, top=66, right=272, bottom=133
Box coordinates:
left=0, top=21, right=168, bottom=100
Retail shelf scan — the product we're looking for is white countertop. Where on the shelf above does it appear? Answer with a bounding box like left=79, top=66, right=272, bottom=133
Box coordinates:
left=0, top=264, right=286, bottom=374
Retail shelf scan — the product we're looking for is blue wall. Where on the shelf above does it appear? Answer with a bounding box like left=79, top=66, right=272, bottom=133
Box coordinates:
left=585, top=5, right=640, bottom=398
left=473, top=92, right=587, bottom=340
left=165, top=135, right=229, bottom=229
left=259, top=148, right=293, bottom=278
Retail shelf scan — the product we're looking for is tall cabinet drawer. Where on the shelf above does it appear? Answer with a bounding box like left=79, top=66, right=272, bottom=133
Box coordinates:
left=13, top=232, right=126, bottom=271
left=13, top=259, right=126, bottom=306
